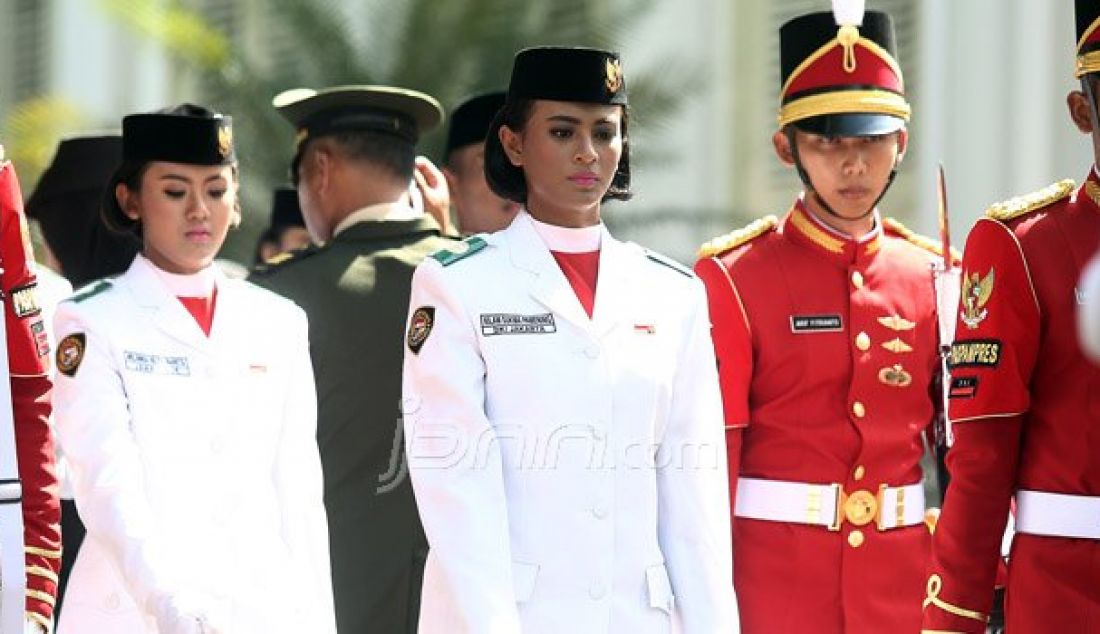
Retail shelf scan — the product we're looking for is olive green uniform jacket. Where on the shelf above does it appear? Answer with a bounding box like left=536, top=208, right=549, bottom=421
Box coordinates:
left=251, top=216, right=455, bottom=633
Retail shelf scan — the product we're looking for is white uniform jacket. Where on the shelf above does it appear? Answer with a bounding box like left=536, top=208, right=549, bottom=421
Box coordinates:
left=52, top=255, right=335, bottom=634
left=403, top=213, right=737, bottom=634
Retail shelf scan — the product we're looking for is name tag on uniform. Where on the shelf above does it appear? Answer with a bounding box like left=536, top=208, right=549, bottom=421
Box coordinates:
left=480, top=313, right=557, bottom=336
left=790, top=314, right=843, bottom=333
left=124, top=351, right=191, bottom=376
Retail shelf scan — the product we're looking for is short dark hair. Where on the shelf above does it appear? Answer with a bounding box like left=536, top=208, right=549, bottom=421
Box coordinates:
left=484, top=99, right=632, bottom=205
left=297, top=129, right=416, bottom=185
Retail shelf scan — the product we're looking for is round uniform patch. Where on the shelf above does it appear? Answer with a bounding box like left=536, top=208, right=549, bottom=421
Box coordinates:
left=56, top=333, right=86, bottom=377
left=407, top=307, right=435, bottom=354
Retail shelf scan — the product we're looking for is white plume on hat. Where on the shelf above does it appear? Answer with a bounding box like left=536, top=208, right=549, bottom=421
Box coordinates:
left=832, top=0, right=865, bottom=26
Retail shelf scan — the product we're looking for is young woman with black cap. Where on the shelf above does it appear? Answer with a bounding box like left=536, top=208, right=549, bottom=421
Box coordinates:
left=402, top=47, right=735, bottom=633
left=51, top=104, right=335, bottom=634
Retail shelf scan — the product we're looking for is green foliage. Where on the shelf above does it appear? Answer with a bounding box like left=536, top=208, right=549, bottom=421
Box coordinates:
left=1, top=97, right=88, bottom=188
left=97, top=0, right=231, bottom=69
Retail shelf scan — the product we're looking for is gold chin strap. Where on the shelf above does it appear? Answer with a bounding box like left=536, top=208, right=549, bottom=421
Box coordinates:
left=922, top=575, right=989, bottom=623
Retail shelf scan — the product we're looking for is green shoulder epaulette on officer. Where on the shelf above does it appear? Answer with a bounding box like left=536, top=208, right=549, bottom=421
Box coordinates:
left=882, top=217, right=962, bottom=263
left=697, top=215, right=778, bottom=259
left=251, top=244, right=321, bottom=276
left=68, top=279, right=113, bottom=304
left=430, top=235, right=488, bottom=267
left=644, top=250, right=693, bottom=278
left=985, top=179, right=1076, bottom=222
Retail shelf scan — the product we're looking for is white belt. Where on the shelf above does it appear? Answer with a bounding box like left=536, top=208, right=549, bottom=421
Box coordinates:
left=1016, top=489, right=1100, bottom=539
left=735, top=477, right=926, bottom=531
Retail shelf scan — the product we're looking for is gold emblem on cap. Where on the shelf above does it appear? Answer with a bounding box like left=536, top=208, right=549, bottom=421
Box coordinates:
left=217, top=125, right=234, bottom=160
left=605, top=58, right=623, bottom=94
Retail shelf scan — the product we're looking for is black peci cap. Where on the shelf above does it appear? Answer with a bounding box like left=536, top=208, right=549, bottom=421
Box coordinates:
left=444, top=91, right=506, bottom=161
left=28, top=135, right=138, bottom=286
left=506, top=46, right=628, bottom=106
left=122, top=104, right=235, bottom=165
left=778, top=6, right=910, bottom=136
left=27, top=135, right=122, bottom=215
left=269, top=186, right=304, bottom=229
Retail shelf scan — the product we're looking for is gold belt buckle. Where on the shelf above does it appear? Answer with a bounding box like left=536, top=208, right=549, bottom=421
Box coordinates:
left=843, top=489, right=879, bottom=527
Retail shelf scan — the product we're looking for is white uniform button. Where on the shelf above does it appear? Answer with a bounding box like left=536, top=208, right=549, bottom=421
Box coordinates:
left=592, top=505, right=608, bottom=519
left=852, top=401, right=866, bottom=418
left=848, top=529, right=865, bottom=548
left=584, top=345, right=601, bottom=359
left=855, top=332, right=871, bottom=351
left=589, top=582, right=606, bottom=600
left=210, top=439, right=223, bottom=454
left=851, top=271, right=864, bottom=289
left=105, top=592, right=120, bottom=610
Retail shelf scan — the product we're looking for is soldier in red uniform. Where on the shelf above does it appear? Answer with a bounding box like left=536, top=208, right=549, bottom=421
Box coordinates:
left=0, top=148, right=62, bottom=633
left=695, top=3, right=951, bottom=632
left=922, top=2, right=1100, bottom=631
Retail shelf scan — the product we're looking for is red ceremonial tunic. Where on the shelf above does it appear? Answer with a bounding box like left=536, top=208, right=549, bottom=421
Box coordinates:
left=0, top=160, right=61, bottom=630
left=923, top=170, right=1100, bottom=633
left=695, top=200, right=943, bottom=634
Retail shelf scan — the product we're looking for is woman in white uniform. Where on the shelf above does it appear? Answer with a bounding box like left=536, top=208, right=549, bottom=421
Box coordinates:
left=403, top=47, right=737, bottom=633
left=52, top=104, right=335, bottom=634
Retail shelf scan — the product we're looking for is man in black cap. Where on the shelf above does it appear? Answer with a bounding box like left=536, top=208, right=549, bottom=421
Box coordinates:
left=250, top=84, right=457, bottom=634
left=442, top=92, right=520, bottom=235
left=253, top=186, right=311, bottom=265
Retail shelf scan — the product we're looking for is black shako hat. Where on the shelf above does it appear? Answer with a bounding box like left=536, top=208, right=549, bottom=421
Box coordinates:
left=779, top=4, right=910, bottom=136
left=272, top=85, right=443, bottom=172
left=1077, top=0, right=1100, bottom=77
left=444, top=91, right=506, bottom=161
left=122, top=103, right=235, bottom=164
left=506, top=46, right=628, bottom=105
left=269, top=186, right=304, bottom=229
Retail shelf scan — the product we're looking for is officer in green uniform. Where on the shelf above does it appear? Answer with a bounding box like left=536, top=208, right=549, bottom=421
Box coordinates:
left=250, top=85, right=457, bottom=634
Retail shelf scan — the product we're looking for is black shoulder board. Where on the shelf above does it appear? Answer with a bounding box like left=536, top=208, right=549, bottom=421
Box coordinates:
left=645, top=250, right=693, bottom=278
left=70, top=280, right=113, bottom=303
left=430, top=236, right=488, bottom=266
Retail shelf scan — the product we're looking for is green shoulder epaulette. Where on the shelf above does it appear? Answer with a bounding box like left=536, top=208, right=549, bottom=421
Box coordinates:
left=69, top=280, right=112, bottom=303
left=645, top=250, right=693, bottom=278
left=697, top=215, right=778, bottom=259
left=430, top=236, right=487, bottom=266
left=882, top=217, right=962, bottom=264
left=985, top=179, right=1076, bottom=221
left=251, top=245, right=320, bottom=276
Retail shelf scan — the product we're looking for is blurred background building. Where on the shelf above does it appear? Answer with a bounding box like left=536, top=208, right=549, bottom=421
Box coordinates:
left=0, top=0, right=1090, bottom=264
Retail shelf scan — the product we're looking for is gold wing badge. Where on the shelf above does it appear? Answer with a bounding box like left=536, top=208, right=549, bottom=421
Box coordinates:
left=960, top=267, right=995, bottom=329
